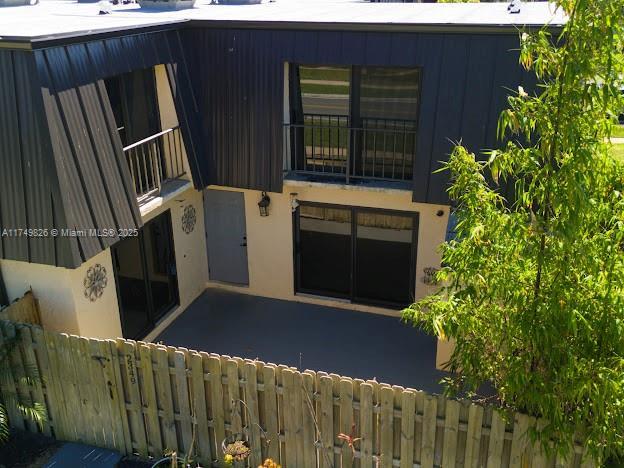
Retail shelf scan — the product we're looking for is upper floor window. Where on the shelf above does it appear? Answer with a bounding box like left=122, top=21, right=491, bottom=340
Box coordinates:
left=286, top=65, right=421, bottom=183
left=105, top=68, right=186, bottom=201
left=104, top=68, right=161, bottom=148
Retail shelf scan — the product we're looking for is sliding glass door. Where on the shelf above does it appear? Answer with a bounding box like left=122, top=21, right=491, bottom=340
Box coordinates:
left=295, top=203, right=418, bottom=307
left=112, top=234, right=151, bottom=340
left=354, top=210, right=415, bottom=305
left=112, top=210, right=179, bottom=339
left=297, top=205, right=352, bottom=297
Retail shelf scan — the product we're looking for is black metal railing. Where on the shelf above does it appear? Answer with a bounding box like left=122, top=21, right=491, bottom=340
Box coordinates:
left=284, top=113, right=416, bottom=183
left=123, top=126, right=186, bottom=199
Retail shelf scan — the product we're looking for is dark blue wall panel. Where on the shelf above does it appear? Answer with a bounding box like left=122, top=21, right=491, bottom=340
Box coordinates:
left=0, top=25, right=531, bottom=270
left=0, top=28, right=206, bottom=268
left=183, top=28, right=528, bottom=204
left=0, top=49, right=73, bottom=266
left=426, top=34, right=472, bottom=204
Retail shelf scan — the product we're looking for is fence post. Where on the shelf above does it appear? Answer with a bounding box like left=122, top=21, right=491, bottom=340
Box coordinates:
left=464, top=403, right=485, bottom=468
left=400, top=389, right=416, bottom=468
left=140, top=343, right=164, bottom=457
left=190, top=351, right=212, bottom=465
left=42, top=330, right=70, bottom=440
left=262, top=363, right=280, bottom=463
left=153, top=345, right=177, bottom=452
left=103, top=339, right=131, bottom=455
left=421, top=394, right=438, bottom=468
left=487, top=410, right=507, bottom=468
left=318, top=373, right=334, bottom=468
left=173, top=350, right=193, bottom=455
left=208, top=354, right=226, bottom=460
left=379, top=385, right=394, bottom=468
left=282, top=368, right=298, bottom=467
left=226, top=358, right=242, bottom=437
left=442, top=399, right=460, bottom=468
left=301, top=370, right=317, bottom=468
left=117, top=338, right=149, bottom=457
left=339, top=378, right=354, bottom=467
left=359, top=382, right=374, bottom=468
left=243, top=360, right=262, bottom=466
left=509, top=413, right=531, bottom=468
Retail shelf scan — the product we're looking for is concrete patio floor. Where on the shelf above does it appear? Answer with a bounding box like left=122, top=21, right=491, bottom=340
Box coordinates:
left=156, top=288, right=447, bottom=393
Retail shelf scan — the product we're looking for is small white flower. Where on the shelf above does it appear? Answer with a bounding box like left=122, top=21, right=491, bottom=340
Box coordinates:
left=521, top=32, right=530, bottom=42
left=518, top=86, right=528, bottom=98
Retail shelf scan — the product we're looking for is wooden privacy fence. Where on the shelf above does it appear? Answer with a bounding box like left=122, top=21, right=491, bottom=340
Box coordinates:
left=0, top=290, right=41, bottom=325
left=0, top=321, right=593, bottom=468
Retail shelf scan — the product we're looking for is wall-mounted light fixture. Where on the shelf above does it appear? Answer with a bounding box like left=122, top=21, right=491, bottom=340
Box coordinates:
left=258, top=191, right=271, bottom=217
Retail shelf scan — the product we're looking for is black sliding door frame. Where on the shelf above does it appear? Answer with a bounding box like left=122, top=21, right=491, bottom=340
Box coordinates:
left=147, top=212, right=179, bottom=323
left=112, top=232, right=152, bottom=339
left=112, top=209, right=179, bottom=339
left=293, top=201, right=419, bottom=308
left=352, top=205, right=419, bottom=308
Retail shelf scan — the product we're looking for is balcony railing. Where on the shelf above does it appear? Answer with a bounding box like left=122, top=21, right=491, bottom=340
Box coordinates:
left=123, top=126, right=186, bottom=199
left=284, top=113, right=417, bottom=183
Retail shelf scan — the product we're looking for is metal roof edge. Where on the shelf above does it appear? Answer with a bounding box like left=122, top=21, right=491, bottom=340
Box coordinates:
left=0, top=19, right=189, bottom=50
left=0, top=13, right=565, bottom=50
left=183, top=18, right=564, bottom=35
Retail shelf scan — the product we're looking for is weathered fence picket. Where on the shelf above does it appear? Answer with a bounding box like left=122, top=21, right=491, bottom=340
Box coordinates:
left=0, top=321, right=593, bottom=468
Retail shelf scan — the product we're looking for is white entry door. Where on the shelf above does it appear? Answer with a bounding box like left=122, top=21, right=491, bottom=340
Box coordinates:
left=203, top=189, right=250, bottom=285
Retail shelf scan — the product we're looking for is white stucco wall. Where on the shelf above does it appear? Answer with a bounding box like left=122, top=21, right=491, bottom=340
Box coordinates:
left=0, top=259, right=78, bottom=333
left=67, top=249, right=122, bottom=338
left=155, top=64, right=192, bottom=183
left=0, top=247, right=122, bottom=338
left=204, top=181, right=450, bottom=317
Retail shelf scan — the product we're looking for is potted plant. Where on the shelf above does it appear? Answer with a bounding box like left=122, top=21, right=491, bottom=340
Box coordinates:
left=222, top=435, right=251, bottom=467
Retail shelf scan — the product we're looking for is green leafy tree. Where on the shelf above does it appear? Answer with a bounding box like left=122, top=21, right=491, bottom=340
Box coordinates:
left=403, top=0, right=624, bottom=462
left=0, top=327, right=46, bottom=444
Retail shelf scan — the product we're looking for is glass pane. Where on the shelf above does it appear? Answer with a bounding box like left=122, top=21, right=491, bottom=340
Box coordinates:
left=298, top=205, right=352, bottom=296
left=104, top=67, right=161, bottom=146
left=113, top=235, right=150, bottom=340
left=300, top=65, right=350, bottom=116
left=354, top=211, right=414, bottom=305
left=143, top=211, right=178, bottom=322
left=360, top=67, right=421, bottom=121
left=358, top=67, right=420, bottom=180
left=104, top=75, right=127, bottom=147
left=297, top=66, right=351, bottom=174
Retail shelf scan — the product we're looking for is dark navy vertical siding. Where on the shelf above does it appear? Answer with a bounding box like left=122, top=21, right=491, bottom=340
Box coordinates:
left=0, top=24, right=532, bottom=268
left=186, top=27, right=285, bottom=193
left=183, top=28, right=528, bottom=205
left=0, top=29, right=206, bottom=268
left=0, top=49, right=70, bottom=266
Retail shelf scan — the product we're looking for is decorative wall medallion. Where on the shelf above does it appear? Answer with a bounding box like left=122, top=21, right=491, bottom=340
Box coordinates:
left=422, top=267, right=440, bottom=286
left=83, top=264, right=108, bottom=302
left=181, top=204, right=197, bottom=234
